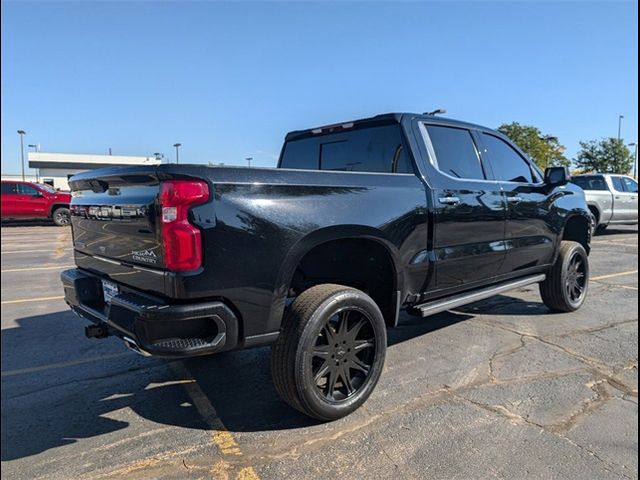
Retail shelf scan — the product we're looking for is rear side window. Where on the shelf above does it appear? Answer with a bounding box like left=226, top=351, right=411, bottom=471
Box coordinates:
left=425, top=125, right=485, bottom=180
left=622, top=177, right=638, bottom=193
left=611, top=177, right=626, bottom=193
left=482, top=133, right=534, bottom=183
left=572, top=176, right=608, bottom=191
left=1, top=183, right=17, bottom=194
left=280, top=124, right=412, bottom=174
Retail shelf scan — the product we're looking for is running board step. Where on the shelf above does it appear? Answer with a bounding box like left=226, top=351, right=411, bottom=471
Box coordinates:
left=414, top=274, right=546, bottom=318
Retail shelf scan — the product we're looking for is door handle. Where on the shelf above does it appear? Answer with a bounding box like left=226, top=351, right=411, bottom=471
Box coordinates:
left=507, top=196, right=523, bottom=203
left=438, top=196, right=460, bottom=206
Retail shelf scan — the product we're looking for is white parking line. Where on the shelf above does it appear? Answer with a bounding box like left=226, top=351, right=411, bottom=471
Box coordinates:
left=1, top=265, right=74, bottom=273
left=1, top=295, right=65, bottom=305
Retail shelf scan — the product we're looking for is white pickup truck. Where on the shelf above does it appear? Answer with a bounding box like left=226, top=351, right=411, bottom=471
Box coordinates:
left=572, top=174, right=638, bottom=233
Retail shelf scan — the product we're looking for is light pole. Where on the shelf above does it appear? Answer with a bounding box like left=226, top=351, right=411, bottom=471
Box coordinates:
left=618, top=115, right=624, bottom=141
left=173, top=143, right=181, bottom=164
left=246, top=157, right=253, bottom=168
left=629, top=142, right=638, bottom=179
left=17, top=130, right=26, bottom=181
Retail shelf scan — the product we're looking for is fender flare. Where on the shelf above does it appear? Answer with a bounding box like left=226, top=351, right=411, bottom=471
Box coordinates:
left=265, top=225, right=403, bottom=332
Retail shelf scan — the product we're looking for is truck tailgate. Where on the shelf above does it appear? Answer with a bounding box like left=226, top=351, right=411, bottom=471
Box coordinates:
left=69, top=168, right=165, bottom=269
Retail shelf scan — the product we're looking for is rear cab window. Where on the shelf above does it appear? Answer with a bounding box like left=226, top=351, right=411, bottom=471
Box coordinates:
left=572, top=176, right=608, bottom=191
left=279, top=124, right=413, bottom=174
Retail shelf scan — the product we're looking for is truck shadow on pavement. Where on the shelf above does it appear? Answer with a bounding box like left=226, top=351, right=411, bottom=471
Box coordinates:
left=1, top=295, right=541, bottom=462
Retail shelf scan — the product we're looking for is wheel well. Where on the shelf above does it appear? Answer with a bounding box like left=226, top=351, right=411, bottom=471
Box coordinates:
left=587, top=205, right=600, bottom=225
left=290, top=238, right=397, bottom=326
left=49, top=204, right=69, bottom=216
left=563, top=215, right=590, bottom=254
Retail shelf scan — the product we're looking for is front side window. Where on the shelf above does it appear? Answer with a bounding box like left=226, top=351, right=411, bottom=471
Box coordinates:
left=425, top=125, right=485, bottom=180
left=482, top=133, right=534, bottom=183
left=611, top=176, right=626, bottom=193
left=280, top=124, right=412, bottom=174
left=17, top=184, right=39, bottom=195
left=1, top=183, right=17, bottom=194
left=622, top=177, right=638, bottom=193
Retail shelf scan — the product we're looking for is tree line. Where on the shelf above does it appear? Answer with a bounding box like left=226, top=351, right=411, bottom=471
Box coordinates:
left=497, top=122, right=635, bottom=175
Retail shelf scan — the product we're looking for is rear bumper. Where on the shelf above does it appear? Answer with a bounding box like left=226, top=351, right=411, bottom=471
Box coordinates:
left=61, top=268, right=239, bottom=357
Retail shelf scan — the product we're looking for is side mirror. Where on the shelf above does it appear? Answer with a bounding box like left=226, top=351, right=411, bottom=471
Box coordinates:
left=544, top=166, right=570, bottom=187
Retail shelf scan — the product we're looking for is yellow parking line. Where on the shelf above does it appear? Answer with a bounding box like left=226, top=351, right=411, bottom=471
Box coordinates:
left=1, top=295, right=64, bottom=305
left=591, top=270, right=638, bottom=281
left=1, top=353, right=132, bottom=377
left=1, top=264, right=74, bottom=273
left=170, top=362, right=260, bottom=479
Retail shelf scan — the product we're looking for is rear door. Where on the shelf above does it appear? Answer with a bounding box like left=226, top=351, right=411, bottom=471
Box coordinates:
left=621, top=177, right=638, bottom=222
left=416, top=122, right=507, bottom=291
left=1, top=182, right=19, bottom=217
left=479, top=132, right=557, bottom=274
left=610, top=176, right=638, bottom=222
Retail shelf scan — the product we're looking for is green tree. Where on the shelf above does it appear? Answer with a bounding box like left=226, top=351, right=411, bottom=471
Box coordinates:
left=574, top=138, right=633, bottom=174
left=498, top=122, right=569, bottom=170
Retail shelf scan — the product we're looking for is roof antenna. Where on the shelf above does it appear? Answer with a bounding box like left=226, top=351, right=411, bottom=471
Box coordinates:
left=424, top=108, right=447, bottom=116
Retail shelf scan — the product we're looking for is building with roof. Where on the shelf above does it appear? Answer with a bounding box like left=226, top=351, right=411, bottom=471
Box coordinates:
left=1, top=152, right=161, bottom=190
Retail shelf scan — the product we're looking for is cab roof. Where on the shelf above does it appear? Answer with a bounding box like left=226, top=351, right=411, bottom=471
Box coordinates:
left=284, top=112, right=494, bottom=142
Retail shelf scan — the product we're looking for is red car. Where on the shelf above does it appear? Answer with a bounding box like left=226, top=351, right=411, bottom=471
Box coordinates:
left=1, top=181, right=72, bottom=226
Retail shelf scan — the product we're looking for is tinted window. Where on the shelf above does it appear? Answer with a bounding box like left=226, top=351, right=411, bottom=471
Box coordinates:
left=611, top=176, right=626, bottom=193
left=1, top=183, right=17, bottom=194
left=17, top=184, right=39, bottom=195
left=425, top=125, right=485, bottom=180
left=572, top=176, right=608, bottom=191
left=622, top=177, right=638, bottom=193
left=482, top=133, right=534, bottom=183
left=280, top=124, right=412, bottom=173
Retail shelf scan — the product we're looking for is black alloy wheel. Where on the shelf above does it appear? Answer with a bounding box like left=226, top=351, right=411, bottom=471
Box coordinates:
left=310, top=307, right=376, bottom=402
left=271, top=284, right=387, bottom=421
left=540, top=240, right=589, bottom=312
left=565, top=250, right=587, bottom=304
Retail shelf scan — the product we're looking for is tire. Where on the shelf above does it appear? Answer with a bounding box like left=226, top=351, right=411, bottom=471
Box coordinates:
left=271, top=284, right=387, bottom=421
left=540, top=241, right=589, bottom=312
left=52, top=207, right=70, bottom=226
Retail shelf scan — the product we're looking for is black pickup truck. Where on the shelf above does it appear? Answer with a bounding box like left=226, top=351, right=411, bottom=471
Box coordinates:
left=61, top=113, right=592, bottom=420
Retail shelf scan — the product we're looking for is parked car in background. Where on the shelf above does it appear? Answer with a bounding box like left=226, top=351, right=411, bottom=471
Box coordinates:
left=572, top=174, right=638, bottom=233
left=1, top=180, right=71, bottom=226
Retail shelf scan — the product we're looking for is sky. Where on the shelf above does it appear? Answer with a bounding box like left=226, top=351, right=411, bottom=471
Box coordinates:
left=1, top=0, right=638, bottom=173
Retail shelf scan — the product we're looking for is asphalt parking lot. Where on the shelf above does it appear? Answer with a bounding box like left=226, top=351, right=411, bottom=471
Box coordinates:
left=1, top=224, right=637, bottom=480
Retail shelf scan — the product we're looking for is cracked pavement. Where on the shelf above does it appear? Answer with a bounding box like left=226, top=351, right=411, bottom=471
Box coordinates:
left=1, top=224, right=637, bottom=479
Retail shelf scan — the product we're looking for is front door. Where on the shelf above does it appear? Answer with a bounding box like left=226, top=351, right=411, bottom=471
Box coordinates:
left=15, top=183, right=48, bottom=217
left=417, top=122, right=507, bottom=292
left=610, top=176, right=638, bottom=222
left=478, top=132, right=557, bottom=274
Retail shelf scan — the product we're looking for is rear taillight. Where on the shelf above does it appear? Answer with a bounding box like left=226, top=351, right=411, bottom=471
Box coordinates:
left=160, top=180, right=209, bottom=271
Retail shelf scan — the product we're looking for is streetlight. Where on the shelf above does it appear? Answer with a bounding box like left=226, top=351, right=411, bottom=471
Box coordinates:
left=629, top=142, right=638, bottom=179
left=618, top=115, right=624, bottom=141
left=173, top=143, right=182, bottom=164
left=245, top=157, right=253, bottom=168
left=424, top=108, right=447, bottom=116
left=17, top=130, right=26, bottom=181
